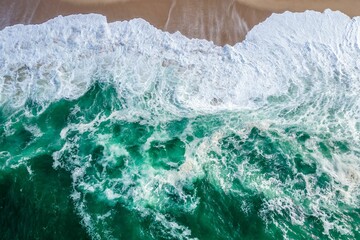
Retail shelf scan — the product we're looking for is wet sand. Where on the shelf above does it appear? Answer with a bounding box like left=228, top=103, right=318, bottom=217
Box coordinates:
left=1, top=0, right=360, bottom=45
left=236, top=0, right=360, bottom=17
left=0, top=0, right=270, bottom=46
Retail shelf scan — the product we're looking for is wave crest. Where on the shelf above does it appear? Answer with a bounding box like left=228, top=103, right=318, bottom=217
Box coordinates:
left=0, top=10, right=358, bottom=119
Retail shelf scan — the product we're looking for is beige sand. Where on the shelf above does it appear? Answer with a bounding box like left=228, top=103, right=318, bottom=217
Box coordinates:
left=1, top=0, right=359, bottom=46
left=63, top=0, right=360, bottom=16
left=236, top=0, right=360, bottom=17
left=0, top=0, right=270, bottom=45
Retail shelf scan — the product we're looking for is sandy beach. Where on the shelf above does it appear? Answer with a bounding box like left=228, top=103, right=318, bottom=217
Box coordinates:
left=1, top=0, right=360, bottom=46
left=236, top=0, right=360, bottom=16
left=0, top=0, right=270, bottom=45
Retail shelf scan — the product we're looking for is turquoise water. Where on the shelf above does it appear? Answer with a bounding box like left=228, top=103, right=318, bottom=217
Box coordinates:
left=1, top=10, right=360, bottom=240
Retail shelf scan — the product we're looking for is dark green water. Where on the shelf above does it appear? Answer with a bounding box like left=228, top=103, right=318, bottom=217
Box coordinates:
left=1, top=83, right=359, bottom=239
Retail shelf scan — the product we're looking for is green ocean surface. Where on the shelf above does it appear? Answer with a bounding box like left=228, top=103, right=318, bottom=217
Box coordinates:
left=1, top=10, right=360, bottom=240
left=1, top=82, right=359, bottom=239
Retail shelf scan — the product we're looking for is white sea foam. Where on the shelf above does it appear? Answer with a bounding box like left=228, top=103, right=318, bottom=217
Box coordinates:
left=0, top=11, right=351, bottom=115
left=0, top=10, right=359, bottom=130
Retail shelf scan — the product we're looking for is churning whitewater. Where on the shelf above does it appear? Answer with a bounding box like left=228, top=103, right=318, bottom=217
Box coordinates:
left=1, top=9, right=360, bottom=239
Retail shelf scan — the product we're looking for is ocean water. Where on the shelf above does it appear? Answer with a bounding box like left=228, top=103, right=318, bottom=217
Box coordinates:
left=1, top=9, right=360, bottom=240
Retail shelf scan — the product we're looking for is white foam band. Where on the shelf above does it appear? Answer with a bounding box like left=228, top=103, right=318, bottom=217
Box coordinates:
left=0, top=10, right=358, bottom=120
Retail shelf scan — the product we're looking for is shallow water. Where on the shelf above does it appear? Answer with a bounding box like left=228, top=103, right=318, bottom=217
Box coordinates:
left=1, top=10, right=360, bottom=239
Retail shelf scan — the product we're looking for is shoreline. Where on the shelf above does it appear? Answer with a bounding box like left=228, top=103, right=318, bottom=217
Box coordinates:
left=1, top=0, right=360, bottom=46
left=0, top=0, right=271, bottom=46
left=236, top=0, right=360, bottom=17
left=60, top=0, right=360, bottom=17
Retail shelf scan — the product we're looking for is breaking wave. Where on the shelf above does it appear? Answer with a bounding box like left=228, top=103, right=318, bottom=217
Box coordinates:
left=1, top=9, right=360, bottom=240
